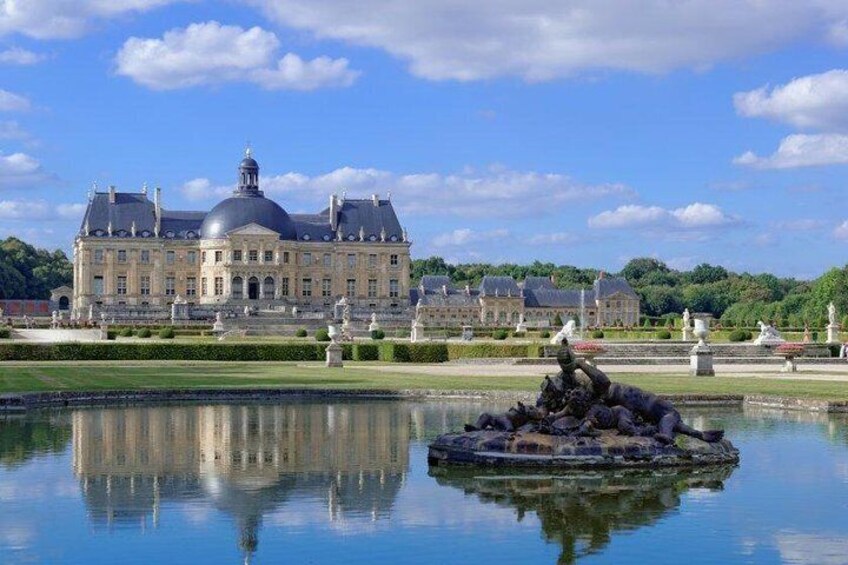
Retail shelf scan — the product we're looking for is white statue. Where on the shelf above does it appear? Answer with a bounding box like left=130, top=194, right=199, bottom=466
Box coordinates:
left=368, top=312, right=380, bottom=333
left=244, top=305, right=251, bottom=317
left=292, top=306, right=298, bottom=318
left=515, top=313, right=527, bottom=333
left=828, top=302, right=837, bottom=326
left=212, top=311, right=225, bottom=333
left=753, top=321, right=785, bottom=346
left=88, top=305, right=94, bottom=323
left=51, top=311, right=59, bottom=329
left=550, top=319, right=578, bottom=345
left=174, top=294, right=187, bottom=305
left=683, top=308, right=691, bottom=328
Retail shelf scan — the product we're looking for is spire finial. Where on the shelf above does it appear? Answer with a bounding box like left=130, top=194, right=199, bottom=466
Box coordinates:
left=245, top=142, right=252, bottom=158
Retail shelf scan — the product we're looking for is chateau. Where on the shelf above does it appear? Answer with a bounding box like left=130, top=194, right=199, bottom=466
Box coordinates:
left=72, top=151, right=411, bottom=318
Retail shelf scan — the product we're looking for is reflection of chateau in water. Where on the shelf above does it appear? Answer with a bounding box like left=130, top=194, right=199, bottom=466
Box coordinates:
left=72, top=403, right=410, bottom=557
left=431, top=465, right=735, bottom=565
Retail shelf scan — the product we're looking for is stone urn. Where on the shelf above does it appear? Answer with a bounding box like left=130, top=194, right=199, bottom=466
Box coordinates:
left=775, top=343, right=804, bottom=373
left=693, top=319, right=709, bottom=345
left=572, top=341, right=606, bottom=366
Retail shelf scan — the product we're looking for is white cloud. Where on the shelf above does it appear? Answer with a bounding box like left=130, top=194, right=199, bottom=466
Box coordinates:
left=0, top=151, right=53, bottom=189
left=833, top=220, right=848, bottom=240
left=0, top=88, right=30, bottom=112
left=0, top=120, right=30, bottom=141
left=734, top=70, right=848, bottom=131
left=734, top=134, right=848, bottom=169
left=249, top=0, right=848, bottom=81
left=0, top=47, right=45, bottom=65
left=0, top=0, right=183, bottom=40
left=181, top=164, right=634, bottom=218
left=588, top=203, right=735, bottom=229
left=527, top=232, right=580, bottom=245
left=431, top=228, right=509, bottom=247
left=0, top=199, right=49, bottom=219
left=56, top=202, right=86, bottom=219
left=774, top=218, right=827, bottom=231
left=116, top=21, right=358, bottom=91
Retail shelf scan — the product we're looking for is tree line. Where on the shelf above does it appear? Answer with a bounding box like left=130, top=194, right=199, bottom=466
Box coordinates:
left=0, top=237, right=72, bottom=300
left=412, top=256, right=847, bottom=328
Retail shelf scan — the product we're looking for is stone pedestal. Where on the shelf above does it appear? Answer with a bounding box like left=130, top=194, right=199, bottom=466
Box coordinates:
left=515, top=322, right=527, bottom=333
left=827, top=323, right=840, bottom=344
left=782, top=357, right=797, bottom=373
left=99, top=322, right=109, bottom=341
left=411, top=321, right=425, bottom=343
left=689, top=343, right=714, bottom=376
left=325, top=342, right=343, bottom=368
left=171, top=301, right=190, bottom=322
left=682, top=327, right=693, bottom=341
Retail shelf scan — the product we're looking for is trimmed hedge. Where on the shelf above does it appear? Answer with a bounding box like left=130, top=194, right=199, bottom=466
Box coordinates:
left=0, top=327, right=10, bottom=339
left=446, top=343, right=532, bottom=359
left=370, top=329, right=385, bottom=340
left=591, top=330, right=605, bottom=339
left=137, top=328, right=152, bottom=339
left=158, top=327, right=176, bottom=339
left=656, top=329, right=672, bottom=340
left=119, top=328, right=135, bottom=337
left=314, top=329, right=331, bottom=342
left=295, top=328, right=308, bottom=338
left=728, top=328, right=752, bottom=342
left=353, top=343, right=379, bottom=361
left=492, top=330, right=508, bottom=340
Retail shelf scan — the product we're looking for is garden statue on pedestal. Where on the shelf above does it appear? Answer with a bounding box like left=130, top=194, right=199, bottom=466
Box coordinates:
left=753, top=321, right=785, bottom=346
left=325, top=325, right=343, bottom=367
left=515, top=313, right=527, bottom=334
left=212, top=312, right=225, bottom=334
left=550, top=319, right=578, bottom=345
left=682, top=308, right=693, bottom=341
left=368, top=312, right=380, bottom=333
left=827, top=302, right=840, bottom=344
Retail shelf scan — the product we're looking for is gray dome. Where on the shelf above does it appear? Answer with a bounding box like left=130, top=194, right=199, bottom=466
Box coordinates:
left=200, top=194, right=297, bottom=240
left=240, top=156, right=258, bottom=169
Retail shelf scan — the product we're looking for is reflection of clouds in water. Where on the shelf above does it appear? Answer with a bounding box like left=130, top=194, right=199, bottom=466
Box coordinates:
left=0, top=523, right=35, bottom=550
left=737, top=538, right=758, bottom=556
left=835, top=463, right=848, bottom=483
left=181, top=503, right=214, bottom=526
left=776, top=531, right=848, bottom=565
left=0, top=478, right=78, bottom=502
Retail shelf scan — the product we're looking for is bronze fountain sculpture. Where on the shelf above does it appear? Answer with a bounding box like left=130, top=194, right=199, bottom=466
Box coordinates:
left=429, top=339, right=738, bottom=468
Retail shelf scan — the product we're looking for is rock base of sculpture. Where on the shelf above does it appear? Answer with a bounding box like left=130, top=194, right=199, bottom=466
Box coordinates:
left=689, top=344, right=715, bottom=376
left=827, top=324, right=840, bottom=344
left=428, top=430, right=739, bottom=469
left=325, top=342, right=343, bottom=368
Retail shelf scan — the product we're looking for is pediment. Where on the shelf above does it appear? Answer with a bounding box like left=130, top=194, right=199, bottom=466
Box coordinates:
left=226, top=223, right=280, bottom=237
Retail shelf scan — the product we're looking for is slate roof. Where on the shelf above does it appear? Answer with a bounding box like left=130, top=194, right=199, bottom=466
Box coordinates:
left=524, top=288, right=583, bottom=308
left=479, top=276, right=521, bottom=297
left=417, top=292, right=479, bottom=307
left=291, top=213, right=335, bottom=242
left=419, top=276, right=453, bottom=293
left=522, top=276, right=557, bottom=291
left=321, top=199, right=404, bottom=243
left=594, top=277, right=639, bottom=300
left=82, top=192, right=156, bottom=237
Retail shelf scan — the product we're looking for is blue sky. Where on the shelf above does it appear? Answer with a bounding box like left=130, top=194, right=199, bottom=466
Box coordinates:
left=2, top=1, right=848, bottom=278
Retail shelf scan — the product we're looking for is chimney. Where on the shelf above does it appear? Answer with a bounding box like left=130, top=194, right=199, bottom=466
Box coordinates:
left=380, top=227, right=386, bottom=242
left=549, top=273, right=556, bottom=285
left=131, top=221, right=136, bottom=237
left=372, top=193, right=379, bottom=207
left=154, top=187, right=162, bottom=236
left=108, top=185, right=116, bottom=204
left=359, top=226, right=365, bottom=241
left=329, top=194, right=338, bottom=231
left=142, top=182, right=148, bottom=196
left=442, top=284, right=448, bottom=296
left=599, top=270, right=605, bottom=280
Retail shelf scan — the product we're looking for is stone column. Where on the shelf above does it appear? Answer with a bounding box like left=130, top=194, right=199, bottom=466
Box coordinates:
left=689, top=343, right=714, bottom=376
left=325, top=342, right=343, bottom=367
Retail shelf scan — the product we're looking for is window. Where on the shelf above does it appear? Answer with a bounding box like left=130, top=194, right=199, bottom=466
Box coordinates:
left=301, top=278, right=312, bottom=297
left=346, top=279, right=356, bottom=297
left=201, top=278, right=207, bottom=296
left=165, top=276, right=175, bottom=296
left=263, top=277, right=275, bottom=299
left=283, top=251, right=290, bottom=264
left=187, top=250, right=196, bottom=265
left=93, top=276, right=104, bottom=296
left=323, top=253, right=332, bottom=268
left=202, top=251, right=207, bottom=264
left=166, top=250, right=175, bottom=265
left=117, top=276, right=127, bottom=295
left=322, top=278, right=332, bottom=297
left=232, top=277, right=243, bottom=299
left=389, top=279, right=399, bottom=298
left=390, top=254, right=399, bottom=267
left=368, top=253, right=377, bottom=268
left=368, top=278, right=378, bottom=298
left=233, top=250, right=242, bottom=262
left=347, top=253, right=356, bottom=268
left=94, top=249, right=104, bottom=264
left=214, top=277, right=223, bottom=296
left=249, top=250, right=258, bottom=262
left=140, top=250, right=150, bottom=264
left=303, top=252, right=312, bottom=266
left=186, top=277, right=196, bottom=297
left=215, top=251, right=222, bottom=263
left=264, top=250, right=273, bottom=263
left=140, top=275, right=151, bottom=296
left=281, top=277, right=289, bottom=297
left=117, top=249, right=127, bottom=263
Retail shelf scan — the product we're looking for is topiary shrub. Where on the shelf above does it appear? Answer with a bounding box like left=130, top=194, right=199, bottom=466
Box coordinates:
left=552, top=313, right=563, bottom=327
left=158, top=327, right=175, bottom=339
left=119, top=327, right=134, bottom=337
left=656, top=329, right=672, bottom=340
left=591, top=329, right=605, bottom=339
left=512, top=331, right=526, bottom=338
left=106, top=329, right=117, bottom=340
left=539, top=330, right=551, bottom=339
left=728, top=328, right=749, bottom=342
left=353, top=343, right=379, bottom=361
left=370, top=329, right=385, bottom=340
left=295, top=328, right=308, bottom=338
left=492, top=329, right=508, bottom=340
left=137, top=328, right=152, bottom=339
left=0, top=327, right=10, bottom=339
left=314, top=328, right=331, bottom=342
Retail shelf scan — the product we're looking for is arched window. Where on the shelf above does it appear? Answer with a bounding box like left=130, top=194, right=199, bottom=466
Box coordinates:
left=263, top=276, right=275, bottom=299
left=248, top=277, right=259, bottom=300
left=232, top=277, right=243, bottom=299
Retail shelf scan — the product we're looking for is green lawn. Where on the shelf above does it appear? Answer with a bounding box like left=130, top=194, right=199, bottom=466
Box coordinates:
left=1, top=361, right=848, bottom=400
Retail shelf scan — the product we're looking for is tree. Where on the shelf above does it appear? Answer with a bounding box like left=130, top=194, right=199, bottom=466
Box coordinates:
left=689, top=263, right=728, bottom=284
left=619, top=257, right=669, bottom=285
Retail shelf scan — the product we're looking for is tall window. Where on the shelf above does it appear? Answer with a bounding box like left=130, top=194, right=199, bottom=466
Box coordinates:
left=323, top=253, right=332, bottom=268
left=186, top=250, right=196, bottom=265
left=232, top=277, right=243, bottom=299
left=214, top=277, right=223, bottom=296
left=201, top=277, right=207, bottom=296
left=263, top=277, right=275, bottom=299
left=264, top=250, right=273, bottom=263
left=368, top=253, right=377, bottom=268
left=368, top=278, right=378, bottom=298
left=186, top=277, right=196, bottom=297
left=322, top=278, right=332, bottom=297
left=303, top=252, right=312, bottom=266
left=117, top=249, right=127, bottom=263
left=301, top=278, right=312, bottom=297
left=281, top=277, right=289, bottom=296
left=94, top=249, right=104, bottom=264
left=347, top=253, right=356, bottom=268
left=214, top=251, right=222, bottom=263
left=233, top=250, right=242, bottom=262
left=283, top=251, right=290, bottom=264
left=140, top=275, right=151, bottom=296
left=389, top=279, right=399, bottom=298
left=165, top=276, right=175, bottom=296
left=93, top=276, right=104, bottom=296
left=166, top=250, right=175, bottom=265
left=140, top=250, right=150, bottom=264
left=390, top=254, right=399, bottom=267
left=117, top=276, right=127, bottom=295
left=346, top=279, right=356, bottom=297
left=249, top=250, right=258, bottom=262
left=201, top=251, right=207, bottom=264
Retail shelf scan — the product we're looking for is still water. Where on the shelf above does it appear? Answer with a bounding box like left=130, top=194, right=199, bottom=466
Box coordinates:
left=1, top=400, right=847, bottom=564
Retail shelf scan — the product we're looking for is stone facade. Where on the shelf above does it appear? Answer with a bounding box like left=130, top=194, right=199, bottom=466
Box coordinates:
left=72, top=152, right=411, bottom=318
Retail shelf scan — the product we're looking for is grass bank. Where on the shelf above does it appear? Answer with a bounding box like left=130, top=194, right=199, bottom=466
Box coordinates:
left=2, top=361, right=848, bottom=400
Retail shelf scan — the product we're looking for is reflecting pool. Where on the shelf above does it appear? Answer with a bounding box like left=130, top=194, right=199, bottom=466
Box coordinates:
left=1, top=400, right=847, bottom=564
